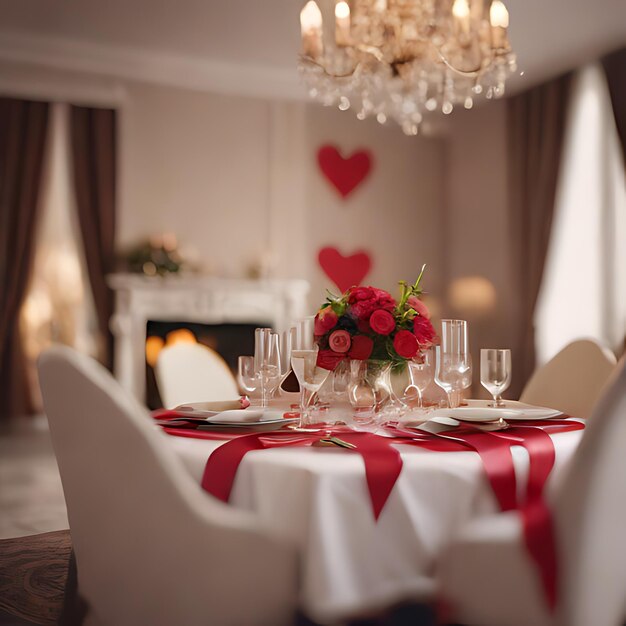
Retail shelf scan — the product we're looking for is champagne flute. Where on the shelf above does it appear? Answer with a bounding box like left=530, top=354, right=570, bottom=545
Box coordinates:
left=290, top=349, right=330, bottom=427
left=294, top=317, right=315, bottom=350
left=434, top=319, right=472, bottom=408
left=254, top=327, right=279, bottom=407
left=262, top=333, right=283, bottom=401
left=278, top=327, right=297, bottom=389
left=254, top=327, right=272, bottom=374
left=407, top=349, right=434, bottom=409
left=480, top=349, right=512, bottom=407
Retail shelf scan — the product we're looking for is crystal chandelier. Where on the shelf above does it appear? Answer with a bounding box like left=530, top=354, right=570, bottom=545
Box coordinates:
left=298, top=0, right=517, bottom=135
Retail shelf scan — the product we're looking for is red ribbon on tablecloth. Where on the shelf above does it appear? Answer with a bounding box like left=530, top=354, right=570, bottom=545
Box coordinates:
left=201, top=429, right=402, bottom=520
left=492, top=425, right=561, bottom=610
left=154, top=411, right=583, bottom=611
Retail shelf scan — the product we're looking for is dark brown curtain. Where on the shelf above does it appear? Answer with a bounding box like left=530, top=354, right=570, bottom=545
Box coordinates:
left=0, top=98, right=50, bottom=418
left=69, top=106, right=117, bottom=370
left=601, top=47, right=626, bottom=166
left=507, top=73, right=573, bottom=397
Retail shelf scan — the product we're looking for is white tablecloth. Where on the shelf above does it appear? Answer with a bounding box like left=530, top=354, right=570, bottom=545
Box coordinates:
left=167, top=424, right=582, bottom=623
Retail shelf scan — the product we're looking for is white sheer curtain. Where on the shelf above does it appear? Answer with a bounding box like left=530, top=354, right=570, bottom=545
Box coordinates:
left=535, top=64, right=626, bottom=365
left=21, top=102, right=97, bottom=406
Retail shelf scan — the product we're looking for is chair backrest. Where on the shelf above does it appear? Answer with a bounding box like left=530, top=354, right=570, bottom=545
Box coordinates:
left=38, top=346, right=296, bottom=626
left=555, top=356, right=626, bottom=626
left=155, top=342, right=239, bottom=409
left=520, top=339, right=617, bottom=418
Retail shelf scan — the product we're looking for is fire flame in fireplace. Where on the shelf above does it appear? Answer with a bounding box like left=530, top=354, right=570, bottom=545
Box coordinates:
left=145, top=329, right=198, bottom=367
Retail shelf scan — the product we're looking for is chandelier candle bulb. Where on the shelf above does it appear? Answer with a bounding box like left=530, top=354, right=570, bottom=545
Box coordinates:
left=300, top=0, right=324, bottom=59
left=452, top=0, right=471, bottom=34
left=489, top=0, right=509, bottom=49
left=335, top=1, right=351, bottom=47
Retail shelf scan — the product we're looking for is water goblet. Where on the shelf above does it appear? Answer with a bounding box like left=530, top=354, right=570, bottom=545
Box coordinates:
left=290, top=349, right=330, bottom=427
left=480, top=349, right=512, bottom=407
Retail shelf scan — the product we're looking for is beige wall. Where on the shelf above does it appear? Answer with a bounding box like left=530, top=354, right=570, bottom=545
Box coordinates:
left=443, top=99, right=513, bottom=394
left=304, top=105, right=445, bottom=306
left=0, top=58, right=447, bottom=312
left=120, top=82, right=275, bottom=278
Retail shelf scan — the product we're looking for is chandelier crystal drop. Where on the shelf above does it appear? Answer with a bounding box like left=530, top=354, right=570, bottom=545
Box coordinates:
left=298, top=0, right=517, bottom=135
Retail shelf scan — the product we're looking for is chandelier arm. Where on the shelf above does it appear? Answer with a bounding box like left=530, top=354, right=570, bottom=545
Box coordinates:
left=353, top=44, right=385, bottom=63
left=299, top=55, right=358, bottom=79
left=434, top=46, right=485, bottom=77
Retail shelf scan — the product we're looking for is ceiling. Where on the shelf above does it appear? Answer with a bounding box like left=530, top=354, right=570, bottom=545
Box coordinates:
left=0, top=0, right=624, bottom=99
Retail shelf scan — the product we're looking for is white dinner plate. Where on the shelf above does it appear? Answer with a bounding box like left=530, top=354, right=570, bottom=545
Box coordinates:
left=428, top=399, right=562, bottom=422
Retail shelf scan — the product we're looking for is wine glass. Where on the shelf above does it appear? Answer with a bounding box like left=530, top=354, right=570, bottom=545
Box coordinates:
left=480, top=349, right=512, bottom=407
left=407, top=349, right=434, bottom=409
left=290, top=349, right=330, bottom=427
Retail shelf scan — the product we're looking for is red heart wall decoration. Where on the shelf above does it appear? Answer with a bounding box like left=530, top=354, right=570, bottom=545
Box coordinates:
left=317, top=145, right=372, bottom=199
left=318, top=247, right=372, bottom=293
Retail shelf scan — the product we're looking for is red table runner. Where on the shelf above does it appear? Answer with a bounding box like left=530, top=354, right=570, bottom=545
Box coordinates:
left=155, top=411, right=584, bottom=611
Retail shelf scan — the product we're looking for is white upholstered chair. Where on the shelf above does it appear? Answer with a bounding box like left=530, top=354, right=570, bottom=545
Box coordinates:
left=155, top=342, right=239, bottom=409
left=438, top=356, right=626, bottom=626
left=39, top=346, right=297, bottom=626
left=520, top=338, right=617, bottom=418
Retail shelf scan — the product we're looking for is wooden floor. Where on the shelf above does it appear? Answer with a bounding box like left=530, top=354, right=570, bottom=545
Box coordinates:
left=0, top=531, right=73, bottom=625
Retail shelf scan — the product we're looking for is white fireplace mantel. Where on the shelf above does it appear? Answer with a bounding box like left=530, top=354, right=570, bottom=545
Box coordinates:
left=108, top=273, right=310, bottom=403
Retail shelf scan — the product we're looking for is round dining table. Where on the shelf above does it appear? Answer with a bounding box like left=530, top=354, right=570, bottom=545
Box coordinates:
left=163, top=408, right=583, bottom=624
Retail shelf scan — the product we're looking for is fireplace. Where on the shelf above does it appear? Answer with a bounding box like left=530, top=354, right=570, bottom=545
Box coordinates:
left=145, top=320, right=260, bottom=408
left=108, top=273, right=310, bottom=404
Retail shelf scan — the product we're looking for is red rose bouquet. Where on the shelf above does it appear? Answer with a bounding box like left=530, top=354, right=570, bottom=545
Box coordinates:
left=314, top=266, right=438, bottom=371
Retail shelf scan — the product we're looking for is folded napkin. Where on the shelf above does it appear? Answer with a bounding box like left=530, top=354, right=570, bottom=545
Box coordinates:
left=171, top=404, right=264, bottom=423
left=175, top=397, right=250, bottom=412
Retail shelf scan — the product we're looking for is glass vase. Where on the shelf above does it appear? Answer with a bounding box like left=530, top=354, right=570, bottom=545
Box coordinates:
left=348, top=359, right=404, bottom=427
